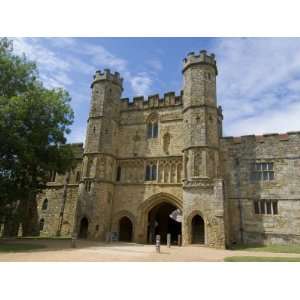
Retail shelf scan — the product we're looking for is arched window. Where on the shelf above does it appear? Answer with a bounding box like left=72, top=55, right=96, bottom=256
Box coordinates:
left=151, top=164, right=157, bottom=180
left=145, top=165, right=151, bottom=181
left=76, top=171, right=81, bottom=183
left=39, top=219, right=45, bottom=231
left=153, top=122, right=158, bottom=138
left=147, top=114, right=159, bottom=139
left=42, top=199, right=48, bottom=210
left=116, top=166, right=122, bottom=182
left=145, top=163, right=157, bottom=181
left=49, top=170, right=56, bottom=182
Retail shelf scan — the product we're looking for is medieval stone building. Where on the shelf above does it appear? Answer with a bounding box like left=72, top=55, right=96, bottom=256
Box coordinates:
left=32, top=50, right=300, bottom=248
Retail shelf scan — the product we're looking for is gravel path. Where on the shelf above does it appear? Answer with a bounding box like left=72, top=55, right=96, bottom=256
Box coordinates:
left=1, top=239, right=300, bottom=262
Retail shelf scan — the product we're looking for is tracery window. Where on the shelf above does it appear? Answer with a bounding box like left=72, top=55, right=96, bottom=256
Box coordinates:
left=42, top=199, right=48, bottom=210
left=85, top=180, right=92, bottom=192
left=145, top=163, right=157, bottom=181
left=49, top=170, right=56, bottom=182
left=147, top=114, right=158, bottom=139
left=116, top=166, right=122, bottom=182
left=76, top=171, right=81, bottom=183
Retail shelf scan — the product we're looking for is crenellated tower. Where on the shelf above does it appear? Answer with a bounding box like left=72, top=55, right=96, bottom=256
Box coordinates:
left=182, top=50, right=220, bottom=182
left=181, top=50, right=226, bottom=248
left=76, top=69, right=123, bottom=240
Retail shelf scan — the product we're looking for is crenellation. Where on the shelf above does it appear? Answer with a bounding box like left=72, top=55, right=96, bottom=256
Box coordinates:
left=182, top=49, right=218, bottom=74
left=91, top=69, right=123, bottom=89
left=120, top=91, right=182, bottom=111
left=222, top=131, right=300, bottom=146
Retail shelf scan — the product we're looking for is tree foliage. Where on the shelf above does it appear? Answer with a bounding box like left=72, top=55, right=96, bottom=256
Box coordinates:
left=0, top=38, right=75, bottom=235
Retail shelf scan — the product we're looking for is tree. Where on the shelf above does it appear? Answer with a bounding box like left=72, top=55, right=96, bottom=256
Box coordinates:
left=0, top=38, right=75, bottom=236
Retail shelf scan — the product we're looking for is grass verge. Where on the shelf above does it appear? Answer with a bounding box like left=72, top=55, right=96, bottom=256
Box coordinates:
left=230, top=244, right=300, bottom=254
left=0, top=243, right=46, bottom=252
left=224, top=256, right=300, bottom=262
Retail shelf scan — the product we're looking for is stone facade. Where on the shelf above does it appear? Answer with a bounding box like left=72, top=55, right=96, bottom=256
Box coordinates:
left=34, top=50, right=300, bottom=248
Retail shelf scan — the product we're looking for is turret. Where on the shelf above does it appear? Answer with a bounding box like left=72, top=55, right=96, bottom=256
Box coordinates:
left=182, top=50, right=220, bottom=182
left=76, top=69, right=123, bottom=240
left=85, top=69, right=123, bottom=154
left=181, top=51, right=226, bottom=248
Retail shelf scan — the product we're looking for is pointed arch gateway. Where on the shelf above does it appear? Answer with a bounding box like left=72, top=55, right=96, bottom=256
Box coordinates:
left=141, top=193, right=183, bottom=245
left=79, top=217, right=89, bottom=239
left=191, top=214, right=205, bottom=244
left=119, top=216, right=133, bottom=242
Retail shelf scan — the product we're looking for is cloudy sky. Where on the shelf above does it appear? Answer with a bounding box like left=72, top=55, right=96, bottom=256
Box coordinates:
left=11, top=37, right=300, bottom=143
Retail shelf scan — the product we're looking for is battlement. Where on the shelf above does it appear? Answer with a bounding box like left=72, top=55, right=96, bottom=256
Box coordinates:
left=120, top=91, right=183, bottom=111
left=91, top=69, right=123, bottom=89
left=221, top=131, right=300, bottom=145
left=182, top=50, right=218, bottom=75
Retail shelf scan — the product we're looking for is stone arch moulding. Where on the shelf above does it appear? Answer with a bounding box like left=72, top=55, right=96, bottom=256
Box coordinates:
left=136, top=192, right=182, bottom=244
left=146, top=111, right=159, bottom=122
left=186, top=210, right=207, bottom=245
left=113, top=210, right=137, bottom=229
left=113, top=210, right=136, bottom=239
left=77, top=214, right=90, bottom=232
left=139, top=192, right=183, bottom=215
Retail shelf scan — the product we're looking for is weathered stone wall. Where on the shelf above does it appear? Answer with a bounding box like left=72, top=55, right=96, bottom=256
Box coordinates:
left=118, top=102, right=183, bottom=158
left=36, top=144, right=83, bottom=237
left=182, top=179, right=226, bottom=248
left=221, top=132, right=300, bottom=245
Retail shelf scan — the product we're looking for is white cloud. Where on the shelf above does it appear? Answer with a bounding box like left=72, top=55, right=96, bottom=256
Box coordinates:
left=80, top=44, right=128, bottom=72
left=13, top=38, right=70, bottom=73
left=129, top=73, right=153, bottom=96
left=12, top=37, right=73, bottom=89
left=226, top=101, right=300, bottom=136
left=214, top=38, right=300, bottom=136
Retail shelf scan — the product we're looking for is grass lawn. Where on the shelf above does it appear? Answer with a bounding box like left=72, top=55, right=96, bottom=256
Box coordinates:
left=0, top=243, right=46, bottom=252
left=224, top=256, right=300, bottom=262
left=231, top=244, right=300, bottom=254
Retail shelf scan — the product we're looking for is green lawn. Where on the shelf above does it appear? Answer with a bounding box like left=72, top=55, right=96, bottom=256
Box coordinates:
left=231, top=244, right=300, bottom=254
left=224, top=256, right=300, bottom=262
left=0, top=243, right=46, bottom=252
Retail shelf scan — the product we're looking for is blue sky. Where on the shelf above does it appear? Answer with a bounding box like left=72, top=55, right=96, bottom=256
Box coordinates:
left=12, top=37, right=300, bottom=143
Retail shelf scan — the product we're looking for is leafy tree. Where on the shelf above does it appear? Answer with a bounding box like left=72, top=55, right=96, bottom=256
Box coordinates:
left=0, top=38, right=75, bottom=236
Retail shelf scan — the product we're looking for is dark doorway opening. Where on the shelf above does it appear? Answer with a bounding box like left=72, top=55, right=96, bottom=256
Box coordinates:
left=191, top=215, right=205, bottom=244
left=147, top=202, right=181, bottom=244
left=119, top=216, right=133, bottom=242
left=79, top=217, right=89, bottom=239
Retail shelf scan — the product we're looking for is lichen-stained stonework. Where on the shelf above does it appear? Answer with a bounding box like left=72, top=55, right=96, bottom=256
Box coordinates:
left=33, top=51, right=300, bottom=249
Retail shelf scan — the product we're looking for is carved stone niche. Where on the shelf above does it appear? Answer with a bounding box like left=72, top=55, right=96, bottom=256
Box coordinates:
left=163, top=132, right=171, bottom=154
left=193, top=150, right=202, bottom=177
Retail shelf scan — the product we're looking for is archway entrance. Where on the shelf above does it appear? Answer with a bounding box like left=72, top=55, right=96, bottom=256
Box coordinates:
left=191, top=215, right=205, bottom=244
left=79, top=217, right=89, bottom=239
left=119, top=216, right=133, bottom=242
left=147, top=202, right=182, bottom=244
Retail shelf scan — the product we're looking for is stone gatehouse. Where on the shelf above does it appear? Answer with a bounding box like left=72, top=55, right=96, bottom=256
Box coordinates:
left=30, top=50, right=300, bottom=248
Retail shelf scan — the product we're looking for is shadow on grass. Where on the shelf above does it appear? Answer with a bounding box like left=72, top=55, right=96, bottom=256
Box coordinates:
left=224, top=256, right=300, bottom=262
